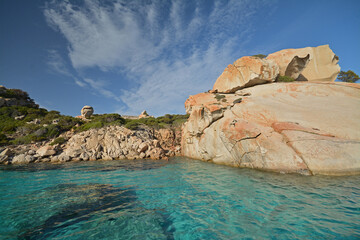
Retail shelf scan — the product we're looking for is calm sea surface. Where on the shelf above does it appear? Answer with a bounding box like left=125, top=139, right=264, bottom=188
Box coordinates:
left=0, top=157, right=359, bottom=239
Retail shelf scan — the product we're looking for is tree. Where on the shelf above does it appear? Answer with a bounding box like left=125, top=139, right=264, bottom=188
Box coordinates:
left=337, top=70, right=360, bottom=83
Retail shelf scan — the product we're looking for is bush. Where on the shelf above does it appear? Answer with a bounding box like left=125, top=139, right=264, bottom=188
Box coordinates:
left=77, top=121, right=104, bottom=131
left=277, top=75, right=295, bottom=82
left=252, top=54, right=267, bottom=59
left=337, top=70, right=360, bottom=83
left=0, top=88, right=30, bottom=100
left=215, top=94, right=225, bottom=101
left=123, top=114, right=189, bottom=130
left=50, top=137, right=66, bottom=146
left=0, top=105, right=82, bottom=146
left=124, top=121, right=140, bottom=130
left=0, top=133, right=9, bottom=146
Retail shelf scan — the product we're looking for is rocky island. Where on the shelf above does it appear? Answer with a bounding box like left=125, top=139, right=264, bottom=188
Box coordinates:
left=1, top=45, right=359, bottom=176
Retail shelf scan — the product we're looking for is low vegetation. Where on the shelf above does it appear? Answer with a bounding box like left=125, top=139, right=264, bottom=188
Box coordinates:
left=0, top=87, right=189, bottom=146
left=0, top=105, right=189, bottom=146
left=76, top=114, right=125, bottom=132
left=252, top=54, right=267, bottom=59
left=124, top=114, right=189, bottom=130
left=50, top=137, right=66, bottom=146
left=337, top=70, right=359, bottom=83
left=215, top=94, right=226, bottom=101
left=0, top=105, right=83, bottom=145
left=277, top=75, right=296, bottom=82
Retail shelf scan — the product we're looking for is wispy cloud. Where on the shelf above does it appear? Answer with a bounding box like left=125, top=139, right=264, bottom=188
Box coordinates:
left=44, top=0, right=271, bottom=115
left=83, top=78, right=121, bottom=101
left=47, top=49, right=72, bottom=77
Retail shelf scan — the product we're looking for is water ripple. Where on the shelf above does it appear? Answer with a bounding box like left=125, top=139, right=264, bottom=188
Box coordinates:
left=0, top=157, right=359, bottom=239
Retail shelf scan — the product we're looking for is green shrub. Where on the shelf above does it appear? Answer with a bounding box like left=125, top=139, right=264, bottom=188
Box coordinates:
left=277, top=75, right=295, bottom=82
left=252, top=54, right=267, bottom=59
left=215, top=94, right=225, bottom=101
left=124, top=121, right=140, bottom=130
left=123, top=114, right=189, bottom=130
left=0, top=133, right=9, bottom=146
left=50, top=137, right=66, bottom=146
left=0, top=88, right=30, bottom=100
left=77, top=121, right=103, bottom=131
left=233, top=98, right=242, bottom=104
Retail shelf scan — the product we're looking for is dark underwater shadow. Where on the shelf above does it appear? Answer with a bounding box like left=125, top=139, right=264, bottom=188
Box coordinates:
left=18, top=183, right=175, bottom=240
left=0, top=159, right=171, bottom=173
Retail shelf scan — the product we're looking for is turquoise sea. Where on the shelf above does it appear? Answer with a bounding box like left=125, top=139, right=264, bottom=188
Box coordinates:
left=0, top=157, right=359, bottom=239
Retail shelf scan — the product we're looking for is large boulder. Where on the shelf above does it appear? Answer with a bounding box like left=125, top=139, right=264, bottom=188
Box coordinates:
left=266, top=44, right=340, bottom=82
left=138, top=110, right=150, bottom=119
left=182, top=82, right=360, bottom=175
left=212, top=45, right=341, bottom=93
left=12, top=154, right=35, bottom=164
left=81, top=106, right=94, bottom=119
left=36, top=146, right=56, bottom=157
left=212, top=56, right=279, bottom=93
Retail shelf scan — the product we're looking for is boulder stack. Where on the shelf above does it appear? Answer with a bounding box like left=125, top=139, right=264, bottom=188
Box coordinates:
left=212, top=45, right=341, bottom=93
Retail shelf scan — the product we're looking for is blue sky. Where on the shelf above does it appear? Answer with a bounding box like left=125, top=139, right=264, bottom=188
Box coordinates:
left=1, top=0, right=359, bottom=117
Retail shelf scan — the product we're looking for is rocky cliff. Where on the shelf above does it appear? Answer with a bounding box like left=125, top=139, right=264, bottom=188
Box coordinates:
left=182, top=45, right=360, bottom=175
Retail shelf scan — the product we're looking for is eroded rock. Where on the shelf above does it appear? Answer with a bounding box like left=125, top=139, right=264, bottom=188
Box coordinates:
left=212, top=56, right=279, bottom=93
left=267, top=44, right=340, bottom=82
left=81, top=106, right=94, bottom=119
left=182, top=82, right=360, bottom=175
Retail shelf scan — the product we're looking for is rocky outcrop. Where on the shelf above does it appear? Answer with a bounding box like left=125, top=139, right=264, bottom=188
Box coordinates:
left=182, top=82, right=360, bottom=176
left=138, top=110, right=154, bottom=119
left=212, top=45, right=341, bottom=93
left=81, top=106, right=94, bottom=119
left=212, top=56, right=279, bottom=93
left=0, top=85, right=38, bottom=108
left=2, top=125, right=181, bottom=165
left=139, top=110, right=149, bottom=118
left=267, top=44, right=340, bottom=82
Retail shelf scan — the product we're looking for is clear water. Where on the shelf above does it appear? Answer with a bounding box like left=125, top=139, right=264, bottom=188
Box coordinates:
left=0, top=157, right=359, bottom=240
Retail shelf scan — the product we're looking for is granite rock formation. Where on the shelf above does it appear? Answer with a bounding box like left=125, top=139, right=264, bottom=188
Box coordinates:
left=267, top=44, right=340, bottom=82
left=1, top=126, right=181, bottom=164
left=183, top=45, right=359, bottom=176
left=81, top=106, right=94, bottom=119
left=212, top=45, right=341, bottom=93
left=212, top=56, right=279, bottom=93
left=182, top=82, right=360, bottom=175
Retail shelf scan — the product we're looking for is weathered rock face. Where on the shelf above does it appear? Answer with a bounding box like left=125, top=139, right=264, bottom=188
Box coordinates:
left=212, top=45, right=340, bottom=93
left=182, top=82, right=360, bottom=175
left=267, top=44, right=340, bottom=82
left=81, top=106, right=94, bottom=119
left=212, top=56, right=279, bottom=93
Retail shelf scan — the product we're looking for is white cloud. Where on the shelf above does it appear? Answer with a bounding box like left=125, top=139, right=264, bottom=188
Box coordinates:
left=83, top=78, right=121, bottom=102
left=44, top=0, right=269, bottom=115
left=47, top=49, right=72, bottom=77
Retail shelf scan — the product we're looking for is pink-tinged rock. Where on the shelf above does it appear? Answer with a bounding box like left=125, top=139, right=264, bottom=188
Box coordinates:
left=182, top=82, right=360, bottom=176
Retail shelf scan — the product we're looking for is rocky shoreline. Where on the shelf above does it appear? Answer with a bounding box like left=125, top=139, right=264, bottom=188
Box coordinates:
left=1, top=44, right=360, bottom=176
left=0, top=125, right=181, bottom=165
